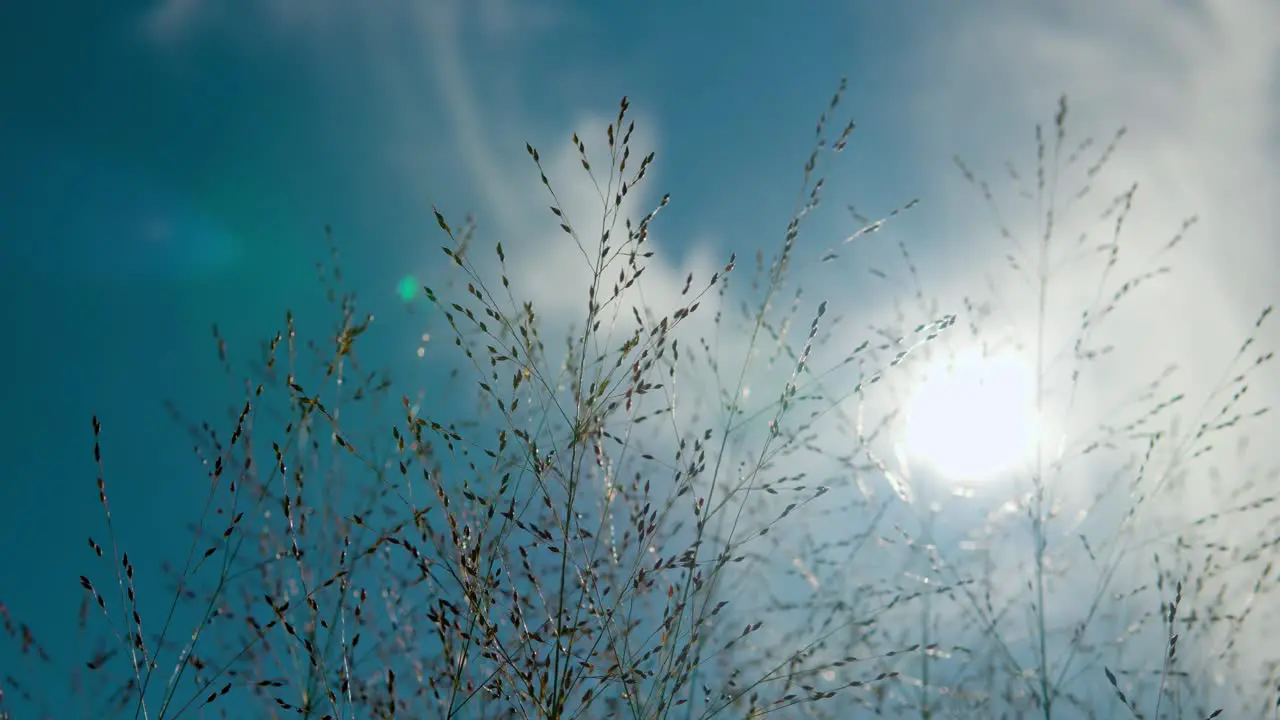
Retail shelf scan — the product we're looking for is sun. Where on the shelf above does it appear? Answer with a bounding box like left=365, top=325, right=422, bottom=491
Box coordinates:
left=902, top=348, right=1040, bottom=482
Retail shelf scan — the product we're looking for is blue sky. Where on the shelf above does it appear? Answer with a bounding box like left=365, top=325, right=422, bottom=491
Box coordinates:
left=2, top=1, right=1277, bottom=717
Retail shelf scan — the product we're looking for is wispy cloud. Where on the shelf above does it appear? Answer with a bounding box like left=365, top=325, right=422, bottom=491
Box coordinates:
left=122, top=0, right=1279, bottom=709
left=138, top=0, right=205, bottom=45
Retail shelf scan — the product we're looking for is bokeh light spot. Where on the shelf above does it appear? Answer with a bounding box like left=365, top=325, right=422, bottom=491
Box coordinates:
left=397, top=275, right=420, bottom=303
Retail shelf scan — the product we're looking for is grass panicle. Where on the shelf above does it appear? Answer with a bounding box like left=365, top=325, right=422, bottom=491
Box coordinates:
left=0, top=87, right=1275, bottom=720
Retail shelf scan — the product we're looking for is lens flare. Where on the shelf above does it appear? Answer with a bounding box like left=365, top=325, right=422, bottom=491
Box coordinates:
left=397, top=275, right=421, bottom=303
left=0, top=133, right=241, bottom=282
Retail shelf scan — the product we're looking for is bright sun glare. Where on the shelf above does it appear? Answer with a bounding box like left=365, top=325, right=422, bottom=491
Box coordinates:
left=903, top=348, right=1041, bottom=482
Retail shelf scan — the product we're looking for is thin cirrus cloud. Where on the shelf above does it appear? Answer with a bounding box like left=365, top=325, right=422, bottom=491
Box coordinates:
left=130, top=0, right=1278, bottom=711
left=414, top=1, right=1280, bottom=707
left=419, top=2, right=725, bottom=345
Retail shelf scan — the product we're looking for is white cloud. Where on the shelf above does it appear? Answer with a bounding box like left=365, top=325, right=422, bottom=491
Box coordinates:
left=912, top=0, right=1279, bottom=515
left=900, top=0, right=1279, bottom=709
left=127, top=0, right=1279, bottom=708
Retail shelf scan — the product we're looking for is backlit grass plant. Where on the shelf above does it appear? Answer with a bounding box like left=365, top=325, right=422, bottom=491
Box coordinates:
left=802, top=97, right=1278, bottom=718
left=1, top=84, right=1275, bottom=720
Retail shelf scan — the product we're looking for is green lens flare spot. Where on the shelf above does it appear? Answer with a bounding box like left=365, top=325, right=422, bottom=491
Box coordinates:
left=397, top=275, right=420, bottom=303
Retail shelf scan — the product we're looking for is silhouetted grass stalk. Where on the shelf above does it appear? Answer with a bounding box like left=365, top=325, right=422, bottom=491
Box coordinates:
left=2, top=85, right=1275, bottom=720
